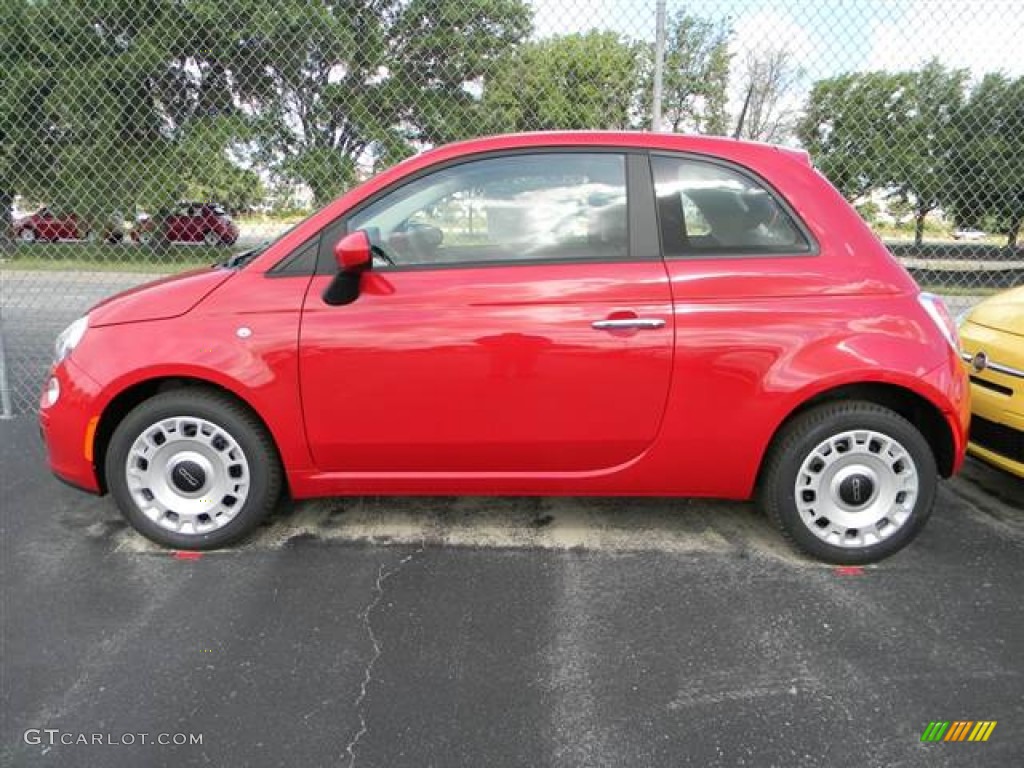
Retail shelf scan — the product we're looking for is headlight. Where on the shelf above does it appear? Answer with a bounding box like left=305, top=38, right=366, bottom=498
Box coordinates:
left=54, top=315, right=89, bottom=364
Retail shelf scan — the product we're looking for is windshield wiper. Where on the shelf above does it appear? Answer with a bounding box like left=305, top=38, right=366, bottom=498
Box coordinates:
left=221, top=243, right=268, bottom=269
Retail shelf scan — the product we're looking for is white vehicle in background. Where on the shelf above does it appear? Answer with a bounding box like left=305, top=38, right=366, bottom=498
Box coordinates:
left=951, top=228, right=987, bottom=241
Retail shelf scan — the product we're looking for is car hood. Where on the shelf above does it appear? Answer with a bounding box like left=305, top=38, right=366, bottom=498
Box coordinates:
left=88, top=267, right=234, bottom=327
left=965, top=285, right=1024, bottom=337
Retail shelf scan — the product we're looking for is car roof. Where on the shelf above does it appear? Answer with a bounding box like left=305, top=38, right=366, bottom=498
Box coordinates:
left=411, top=131, right=812, bottom=169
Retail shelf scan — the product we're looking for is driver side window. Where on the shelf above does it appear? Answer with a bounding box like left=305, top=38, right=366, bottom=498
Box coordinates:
left=348, top=153, right=628, bottom=267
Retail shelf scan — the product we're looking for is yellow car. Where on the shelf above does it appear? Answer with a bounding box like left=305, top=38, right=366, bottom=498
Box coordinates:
left=959, top=285, right=1024, bottom=477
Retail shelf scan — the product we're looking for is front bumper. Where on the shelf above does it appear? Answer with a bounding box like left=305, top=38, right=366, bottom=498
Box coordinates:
left=38, top=358, right=104, bottom=493
left=960, top=323, right=1024, bottom=478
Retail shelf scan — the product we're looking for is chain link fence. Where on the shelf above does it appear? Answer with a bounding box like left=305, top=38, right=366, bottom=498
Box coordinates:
left=2, top=0, right=1022, bottom=415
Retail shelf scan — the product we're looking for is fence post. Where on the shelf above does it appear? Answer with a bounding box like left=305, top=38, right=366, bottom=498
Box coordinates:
left=652, top=0, right=666, bottom=132
left=0, top=317, right=12, bottom=420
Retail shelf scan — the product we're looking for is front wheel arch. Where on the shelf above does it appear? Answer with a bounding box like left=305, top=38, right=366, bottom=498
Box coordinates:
left=92, top=377, right=285, bottom=497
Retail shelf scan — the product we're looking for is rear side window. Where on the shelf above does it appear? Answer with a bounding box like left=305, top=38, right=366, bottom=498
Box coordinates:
left=652, top=155, right=811, bottom=257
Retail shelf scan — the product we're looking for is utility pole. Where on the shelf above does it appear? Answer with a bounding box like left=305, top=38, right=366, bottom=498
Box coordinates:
left=652, top=0, right=666, bottom=132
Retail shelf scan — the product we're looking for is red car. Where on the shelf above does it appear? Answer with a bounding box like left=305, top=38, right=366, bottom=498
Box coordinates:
left=39, top=132, right=970, bottom=563
left=13, top=207, right=91, bottom=242
left=133, top=202, right=239, bottom=246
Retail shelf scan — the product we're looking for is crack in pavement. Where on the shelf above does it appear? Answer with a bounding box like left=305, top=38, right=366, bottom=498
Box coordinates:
left=343, top=546, right=422, bottom=768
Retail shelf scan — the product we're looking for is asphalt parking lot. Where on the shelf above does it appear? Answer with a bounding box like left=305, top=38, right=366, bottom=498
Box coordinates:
left=1, top=416, right=1022, bottom=767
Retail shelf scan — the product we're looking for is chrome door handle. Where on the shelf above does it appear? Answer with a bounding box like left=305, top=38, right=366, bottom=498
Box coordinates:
left=591, top=318, right=666, bottom=331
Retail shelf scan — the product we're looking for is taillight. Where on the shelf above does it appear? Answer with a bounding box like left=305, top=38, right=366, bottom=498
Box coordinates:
left=918, top=292, right=960, bottom=353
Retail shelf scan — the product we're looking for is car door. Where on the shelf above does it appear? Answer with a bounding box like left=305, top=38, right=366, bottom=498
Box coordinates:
left=299, top=151, right=675, bottom=474
left=64, top=213, right=81, bottom=239
left=183, top=205, right=203, bottom=242
left=36, top=209, right=57, bottom=240
left=163, top=207, right=183, bottom=241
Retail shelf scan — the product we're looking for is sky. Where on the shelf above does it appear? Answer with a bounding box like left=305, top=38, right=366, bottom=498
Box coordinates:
left=530, top=0, right=1024, bottom=82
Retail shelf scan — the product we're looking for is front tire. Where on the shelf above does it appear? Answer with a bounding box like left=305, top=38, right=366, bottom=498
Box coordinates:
left=105, top=389, right=282, bottom=549
left=203, top=230, right=222, bottom=246
left=17, top=227, right=36, bottom=243
left=758, top=401, right=937, bottom=564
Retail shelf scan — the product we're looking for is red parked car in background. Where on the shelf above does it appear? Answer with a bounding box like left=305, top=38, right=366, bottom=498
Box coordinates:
left=133, top=202, right=239, bottom=246
left=12, top=207, right=92, bottom=242
left=39, top=132, right=969, bottom=563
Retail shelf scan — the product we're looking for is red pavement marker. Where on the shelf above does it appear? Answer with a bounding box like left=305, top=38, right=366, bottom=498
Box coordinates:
left=834, top=565, right=865, bottom=576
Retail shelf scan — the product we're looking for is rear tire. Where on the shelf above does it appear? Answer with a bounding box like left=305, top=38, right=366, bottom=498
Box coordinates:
left=105, top=389, right=282, bottom=550
left=17, top=227, right=36, bottom=243
left=758, top=401, right=937, bottom=564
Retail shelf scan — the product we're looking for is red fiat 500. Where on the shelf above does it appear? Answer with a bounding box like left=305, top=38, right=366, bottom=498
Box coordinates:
left=13, top=207, right=90, bottom=242
left=39, top=132, right=969, bottom=563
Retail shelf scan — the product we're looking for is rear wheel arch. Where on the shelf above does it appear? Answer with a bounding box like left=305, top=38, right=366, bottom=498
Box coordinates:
left=93, top=377, right=285, bottom=495
left=758, top=381, right=957, bottom=487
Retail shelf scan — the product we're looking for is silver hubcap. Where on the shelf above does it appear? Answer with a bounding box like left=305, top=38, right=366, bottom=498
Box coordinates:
left=795, top=429, right=918, bottom=549
left=19, top=229, right=35, bottom=242
left=125, top=416, right=251, bottom=536
left=205, top=231, right=219, bottom=245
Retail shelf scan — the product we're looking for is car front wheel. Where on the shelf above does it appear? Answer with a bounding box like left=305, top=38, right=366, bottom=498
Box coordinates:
left=105, top=389, right=282, bottom=550
left=759, top=401, right=938, bottom=564
left=204, top=230, right=222, bottom=246
left=17, top=227, right=36, bottom=243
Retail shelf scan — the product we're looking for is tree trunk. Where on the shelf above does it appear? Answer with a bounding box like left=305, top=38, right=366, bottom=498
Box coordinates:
left=1007, top=211, right=1022, bottom=248
left=914, top=210, right=926, bottom=246
left=732, top=83, right=754, bottom=140
left=0, top=189, right=13, bottom=254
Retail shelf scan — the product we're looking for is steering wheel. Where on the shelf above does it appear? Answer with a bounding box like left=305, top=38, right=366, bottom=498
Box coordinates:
left=387, top=220, right=444, bottom=263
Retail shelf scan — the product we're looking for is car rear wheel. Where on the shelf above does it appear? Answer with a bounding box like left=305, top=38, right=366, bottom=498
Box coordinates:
left=204, top=230, right=222, bottom=246
left=758, top=401, right=937, bottom=564
left=105, top=389, right=282, bottom=550
left=17, top=227, right=36, bottom=243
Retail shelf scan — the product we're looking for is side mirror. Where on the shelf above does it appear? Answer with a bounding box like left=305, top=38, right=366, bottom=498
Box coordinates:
left=334, top=230, right=372, bottom=273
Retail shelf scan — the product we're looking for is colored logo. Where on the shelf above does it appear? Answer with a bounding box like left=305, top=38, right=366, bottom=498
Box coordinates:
left=921, top=721, right=997, bottom=742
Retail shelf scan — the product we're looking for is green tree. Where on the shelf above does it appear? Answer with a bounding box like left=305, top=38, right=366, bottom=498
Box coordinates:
left=799, top=61, right=967, bottom=245
left=4, top=0, right=528, bottom=224
left=885, top=61, right=968, bottom=245
left=799, top=72, right=907, bottom=200
left=480, top=31, right=641, bottom=133
left=2, top=0, right=260, bottom=232
left=0, top=0, right=59, bottom=246
left=641, top=13, right=731, bottom=134
left=949, top=74, right=1024, bottom=247
left=226, top=0, right=531, bottom=204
